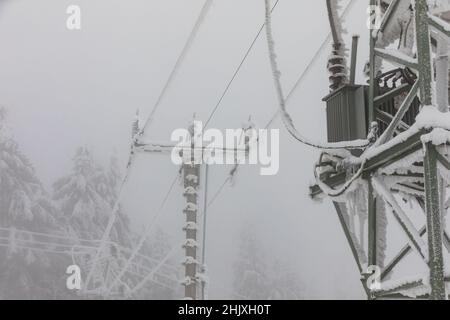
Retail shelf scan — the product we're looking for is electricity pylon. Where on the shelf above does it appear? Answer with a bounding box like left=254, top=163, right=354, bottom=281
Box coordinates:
left=312, top=0, right=450, bottom=299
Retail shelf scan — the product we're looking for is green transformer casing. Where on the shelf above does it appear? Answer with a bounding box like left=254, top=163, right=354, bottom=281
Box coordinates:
left=322, top=85, right=368, bottom=143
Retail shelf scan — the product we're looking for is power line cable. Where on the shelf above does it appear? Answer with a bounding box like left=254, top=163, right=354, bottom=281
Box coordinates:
left=203, top=0, right=280, bottom=129
left=104, top=172, right=180, bottom=296
left=205, top=0, right=358, bottom=209
left=140, top=0, right=214, bottom=135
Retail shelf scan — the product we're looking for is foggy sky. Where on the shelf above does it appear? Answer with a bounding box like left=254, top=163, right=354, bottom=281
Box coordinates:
left=0, top=0, right=374, bottom=299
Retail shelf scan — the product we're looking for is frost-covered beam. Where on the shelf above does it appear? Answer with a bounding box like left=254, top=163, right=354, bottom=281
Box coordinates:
left=373, top=278, right=425, bottom=298
left=423, top=142, right=446, bottom=299
left=332, top=202, right=371, bottom=298
left=372, top=177, right=428, bottom=262
left=415, top=0, right=434, bottom=106
left=392, top=183, right=425, bottom=196
left=363, top=131, right=424, bottom=176
left=428, top=14, right=450, bottom=38
left=378, top=0, right=402, bottom=35
left=332, top=202, right=364, bottom=274
left=436, top=151, right=450, bottom=170
left=374, top=83, right=411, bottom=107
left=375, top=109, right=410, bottom=132
left=374, top=48, right=419, bottom=69
left=381, top=226, right=427, bottom=281
left=416, top=197, right=450, bottom=254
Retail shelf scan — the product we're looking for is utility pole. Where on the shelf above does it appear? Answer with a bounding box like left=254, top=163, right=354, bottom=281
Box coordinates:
left=181, top=122, right=201, bottom=300
left=134, top=118, right=251, bottom=300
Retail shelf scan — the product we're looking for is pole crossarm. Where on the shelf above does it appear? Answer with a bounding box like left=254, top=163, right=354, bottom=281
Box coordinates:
left=134, top=140, right=249, bottom=156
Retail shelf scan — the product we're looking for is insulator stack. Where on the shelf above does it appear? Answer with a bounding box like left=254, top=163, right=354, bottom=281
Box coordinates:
left=327, top=43, right=348, bottom=91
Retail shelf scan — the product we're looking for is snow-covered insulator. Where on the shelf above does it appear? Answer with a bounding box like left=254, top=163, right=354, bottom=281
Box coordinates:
left=327, top=46, right=348, bottom=91
left=185, top=174, right=199, bottom=184
left=182, top=222, right=198, bottom=231
left=183, top=186, right=198, bottom=196
left=182, top=239, right=199, bottom=249
left=183, top=202, right=198, bottom=214
left=181, top=256, right=199, bottom=266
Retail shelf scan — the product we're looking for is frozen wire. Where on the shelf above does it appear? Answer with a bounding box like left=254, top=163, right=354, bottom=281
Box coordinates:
left=205, top=0, right=359, bottom=210
left=203, top=0, right=280, bottom=129
left=140, top=0, right=214, bottom=135
left=105, top=172, right=180, bottom=296
left=83, top=154, right=136, bottom=293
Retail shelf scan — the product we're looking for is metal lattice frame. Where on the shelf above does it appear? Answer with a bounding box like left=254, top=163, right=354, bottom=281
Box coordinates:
left=313, top=0, right=450, bottom=300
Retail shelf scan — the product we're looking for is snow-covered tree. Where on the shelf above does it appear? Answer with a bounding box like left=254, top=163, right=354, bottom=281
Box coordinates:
left=52, top=147, right=138, bottom=295
left=0, top=107, right=70, bottom=299
left=52, top=147, right=131, bottom=245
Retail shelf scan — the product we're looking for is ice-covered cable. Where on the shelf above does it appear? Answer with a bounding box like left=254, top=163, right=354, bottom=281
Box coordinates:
left=264, top=0, right=369, bottom=150
left=314, top=160, right=366, bottom=198
left=206, top=0, right=358, bottom=207
left=140, top=0, right=213, bottom=135
left=204, top=0, right=280, bottom=129
left=83, top=153, right=136, bottom=293
left=104, top=172, right=180, bottom=296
